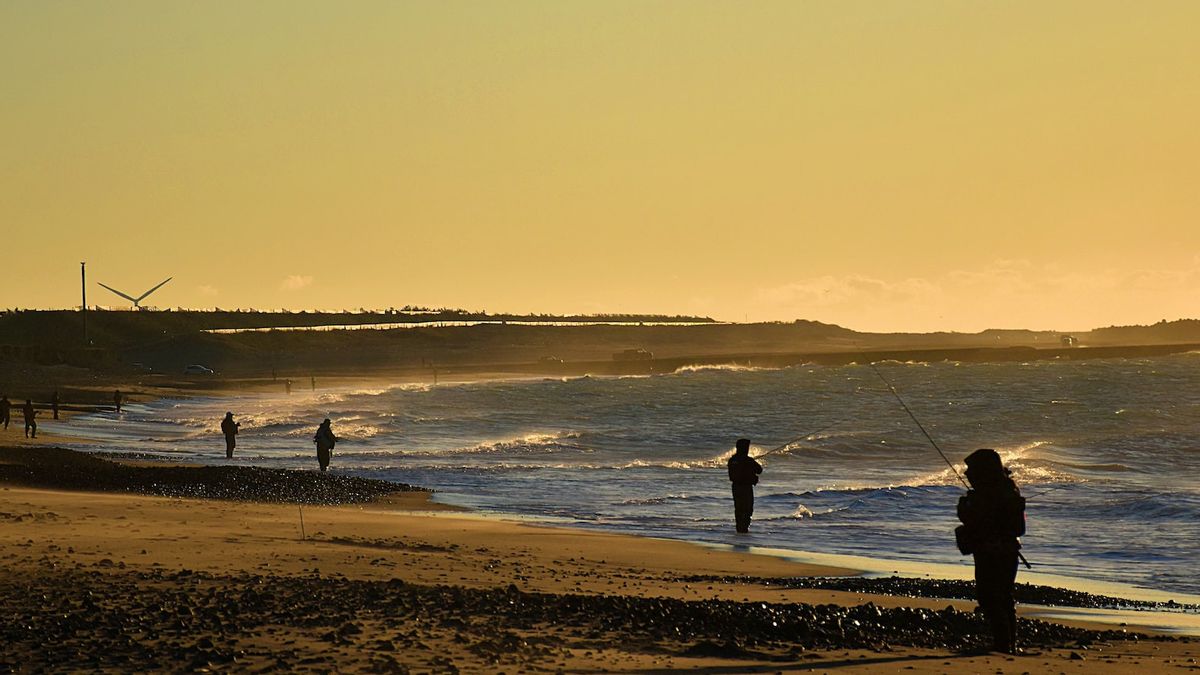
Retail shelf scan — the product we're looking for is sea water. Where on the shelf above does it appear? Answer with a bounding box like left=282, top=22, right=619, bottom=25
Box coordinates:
left=63, top=354, right=1200, bottom=597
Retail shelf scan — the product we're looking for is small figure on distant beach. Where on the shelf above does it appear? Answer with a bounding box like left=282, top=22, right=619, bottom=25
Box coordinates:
left=314, top=418, right=337, bottom=472
left=285, top=379, right=293, bottom=395
left=51, top=390, right=61, bottom=420
left=22, top=399, right=37, bottom=438
left=310, top=376, right=316, bottom=391
left=113, top=389, right=123, bottom=414
left=221, top=412, right=240, bottom=459
left=727, top=438, right=763, bottom=533
left=0, top=395, right=10, bottom=430
left=956, top=448, right=1026, bottom=654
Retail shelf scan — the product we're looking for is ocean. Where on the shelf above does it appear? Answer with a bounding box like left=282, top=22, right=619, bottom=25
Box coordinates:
left=64, top=354, right=1200, bottom=597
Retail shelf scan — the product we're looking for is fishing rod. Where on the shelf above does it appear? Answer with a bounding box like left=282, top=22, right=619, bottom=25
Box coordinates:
left=866, top=361, right=967, bottom=488
left=866, top=359, right=1032, bottom=569
left=754, top=418, right=846, bottom=459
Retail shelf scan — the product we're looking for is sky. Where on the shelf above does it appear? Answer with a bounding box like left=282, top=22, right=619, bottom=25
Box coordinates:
left=3, top=1, right=1199, bottom=332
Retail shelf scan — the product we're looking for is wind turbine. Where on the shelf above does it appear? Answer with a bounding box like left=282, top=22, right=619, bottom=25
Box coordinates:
left=97, top=277, right=173, bottom=309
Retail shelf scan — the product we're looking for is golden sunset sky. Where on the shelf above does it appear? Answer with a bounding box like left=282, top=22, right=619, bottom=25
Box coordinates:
left=3, top=2, right=1198, bottom=331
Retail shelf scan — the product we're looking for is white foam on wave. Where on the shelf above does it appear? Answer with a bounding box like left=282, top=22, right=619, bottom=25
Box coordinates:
left=902, top=440, right=1082, bottom=487
left=673, top=363, right=780, bottom=375
left=760, top=504, right=852, bottom=521
left=621, top=494, right=694, bottom=506
left=400, top=431, right=584, bottom=456
left=872, top=359, right=932, bottom=367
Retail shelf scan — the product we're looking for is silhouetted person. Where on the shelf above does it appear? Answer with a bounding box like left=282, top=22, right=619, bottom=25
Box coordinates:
left=727, top=438, right=763, bottom=533
left=310, top=376, right=316, bottom=391
left=221, top=412, right=240, bottom=459
left=285, top=379, right=293, bottom=395
left=0, top=395, right=10, bottom=430
left=113, top=389, right=123, bottom=414
left=956, top=448, right=1026, bottom=654
left=314, top=418, right=337, bottom=472
left=51, top=390, right=61, bottom=420
left=22, top=400, right=37, bottom=438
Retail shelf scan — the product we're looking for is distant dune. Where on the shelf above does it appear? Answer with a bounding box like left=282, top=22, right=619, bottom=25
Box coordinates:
left=3, top=310, right=1200, bottom=383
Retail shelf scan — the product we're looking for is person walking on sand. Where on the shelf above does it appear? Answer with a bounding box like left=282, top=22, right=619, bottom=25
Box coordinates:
left=51, top=390, right=60, bottom=420
left=220, top=412, right=240, bottom=459
left=113, top=389, right=123, bottom=414
left=22, top=399, right=37, bottom=438
left=956, top=448, right=1026, bottom=654
left=314, top=418, right=337, bottom=472
left=0, top=395, right=10, bottom=430
left=727, top=438, right=763, bottom=533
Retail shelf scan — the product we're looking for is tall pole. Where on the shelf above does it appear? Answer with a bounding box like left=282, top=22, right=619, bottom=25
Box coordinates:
left=81, top=262, right=88, bottom=345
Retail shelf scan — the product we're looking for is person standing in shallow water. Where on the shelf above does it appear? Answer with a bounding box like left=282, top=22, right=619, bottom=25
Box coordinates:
left=220, top=412, right=240, bottom=459
left=113, top=389, right=123, bottom=414
left=22, top=400, right=37, bottom=438
left=727, top=438, right=763, bottom=533
left=314, top=418, right=337, bottom=472
left=956, top=448, right=1026, bottom=654
left=0, top=395, right=10, bottom=430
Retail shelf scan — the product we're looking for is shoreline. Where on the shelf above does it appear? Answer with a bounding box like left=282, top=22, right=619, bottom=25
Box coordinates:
left=4, top=448, right=1199, bottom=618
left=23, top=391, right=1200, bottom=608
left=42, top=399, right=1200, bottom=610
left=1, top=449, right=1196, bottom=671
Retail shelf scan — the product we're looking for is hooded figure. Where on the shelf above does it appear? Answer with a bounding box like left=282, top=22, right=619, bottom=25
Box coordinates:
left=220, top=412, right=239, bottom=459
left=22, top=400, right=37, bottom=438
left=727, top=438, right=763, bottom=533
left=314, top=418, right=337, bottom=472
left=957, top=448, right=1026, bottom=654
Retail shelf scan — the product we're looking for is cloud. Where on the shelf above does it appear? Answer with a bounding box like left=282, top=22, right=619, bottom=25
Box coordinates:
left=280, top=275, right=314, bottom=291
left=197, top=284, right=219, bottom=296
left=749, top=259, right=1200, bottom=332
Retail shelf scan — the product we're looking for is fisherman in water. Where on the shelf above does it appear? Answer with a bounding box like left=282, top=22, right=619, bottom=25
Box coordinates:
left=220, top=412, right=240, bottom=459
left=314, top=418, right=337, bottom=472
left=727, top=438, right=763, bottom=533
left=956, top=448, right=1026, bottom=654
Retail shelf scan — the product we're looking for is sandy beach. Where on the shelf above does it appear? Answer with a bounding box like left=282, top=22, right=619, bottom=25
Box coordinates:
left=1, top=446, right=1195, bottom=673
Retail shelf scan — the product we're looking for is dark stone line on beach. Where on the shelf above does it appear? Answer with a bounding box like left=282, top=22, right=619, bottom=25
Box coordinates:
left=0, top=567, right=1172, bottom=672
left=0, top=446, right=424, bottom=505
left=670, top=574, right=1200, bottom=613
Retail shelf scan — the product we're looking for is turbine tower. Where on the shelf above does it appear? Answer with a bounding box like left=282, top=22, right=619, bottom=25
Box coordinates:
left=97, top=277, right=173, bottom=309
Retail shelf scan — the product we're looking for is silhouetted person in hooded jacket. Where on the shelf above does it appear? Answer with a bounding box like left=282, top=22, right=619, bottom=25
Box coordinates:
left=113, top=389, right=123, bottom=414
left=314, top=419, right=337, bottom=472
left=727, top=438, right=763, bottom=533
left=0, top=396, right=10, bottom=430
left=22, top=400, right=37, bottom=438
left=220, top=412, right=240, bottom=459
left=956, top=448, right=1026, bottom=654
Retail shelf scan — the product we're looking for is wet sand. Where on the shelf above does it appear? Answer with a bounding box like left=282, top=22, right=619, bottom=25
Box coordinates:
left=1, top=448, right=1196, bottom=672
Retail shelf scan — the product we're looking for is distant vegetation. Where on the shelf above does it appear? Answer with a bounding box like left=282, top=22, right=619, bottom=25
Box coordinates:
left=3, top=309, right=1199, bottom=377
left=0, top=308, right=715, bottom=351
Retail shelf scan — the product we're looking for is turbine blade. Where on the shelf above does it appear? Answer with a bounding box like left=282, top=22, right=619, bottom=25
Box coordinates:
left=97, top=282, right=138, bottom=303
left=135, top=277, right=173, bottom=302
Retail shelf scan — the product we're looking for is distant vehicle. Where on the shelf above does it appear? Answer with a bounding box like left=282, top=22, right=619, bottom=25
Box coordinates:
left=184, top=364, right=215, bottom=375
left=538, top=356, right=564, bottom=364
left=1060, top=335, right=1079, bottom=347
left=612, top=348, right=653, bottom=362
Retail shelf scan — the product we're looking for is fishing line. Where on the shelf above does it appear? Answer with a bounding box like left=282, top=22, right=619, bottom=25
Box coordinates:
left=1026, top=483, right=1078, bottom=500
left=754, top=418, right=847, bottom=459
